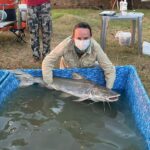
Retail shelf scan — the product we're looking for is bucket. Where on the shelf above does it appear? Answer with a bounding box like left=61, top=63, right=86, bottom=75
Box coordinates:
left=115, top=31, right=131, bottom=46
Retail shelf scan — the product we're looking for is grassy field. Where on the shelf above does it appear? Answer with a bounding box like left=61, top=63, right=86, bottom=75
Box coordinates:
left=0, top=9, right=150, bottom=96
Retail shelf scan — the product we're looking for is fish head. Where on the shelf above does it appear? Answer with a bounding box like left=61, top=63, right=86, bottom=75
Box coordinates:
left=90, top=86, right=120, bottom=102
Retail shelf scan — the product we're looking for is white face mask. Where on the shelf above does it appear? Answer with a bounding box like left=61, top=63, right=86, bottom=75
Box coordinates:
left=74, top=39, right=91, bottom=51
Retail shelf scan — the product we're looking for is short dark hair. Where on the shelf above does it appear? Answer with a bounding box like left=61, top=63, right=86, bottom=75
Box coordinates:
left=72, top=22, right=92, bottom=38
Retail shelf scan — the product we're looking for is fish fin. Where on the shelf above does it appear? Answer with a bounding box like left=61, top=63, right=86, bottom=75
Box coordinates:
left=72, top=73, right=85, bottom=80
left=73, top=97, right=89, bottom=102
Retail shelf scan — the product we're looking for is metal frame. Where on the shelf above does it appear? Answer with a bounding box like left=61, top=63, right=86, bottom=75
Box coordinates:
left=100, top=12, right=144, bottom=54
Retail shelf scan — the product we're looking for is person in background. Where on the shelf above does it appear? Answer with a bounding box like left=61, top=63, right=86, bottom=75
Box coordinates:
left=26, top=0, right=52, bottom=62
left=42, top=22, right=116, bottom=89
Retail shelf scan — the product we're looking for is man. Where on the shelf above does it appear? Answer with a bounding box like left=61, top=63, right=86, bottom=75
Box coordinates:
left=26, top=0, right=52, bottom=62
left=42, top=22, right=116, bottom=89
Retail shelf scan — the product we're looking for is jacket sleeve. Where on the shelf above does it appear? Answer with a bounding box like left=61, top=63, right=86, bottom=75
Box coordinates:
left=93, top=39, right=116, bottom=89
left=42, top=38, right=68, bottom=84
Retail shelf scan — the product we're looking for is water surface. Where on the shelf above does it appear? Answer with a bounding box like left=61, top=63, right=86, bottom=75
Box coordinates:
left=0, top=85, right=146, bottom=150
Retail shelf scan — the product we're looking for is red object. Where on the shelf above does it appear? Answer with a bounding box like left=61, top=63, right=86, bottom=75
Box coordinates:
left=26, top=0, right=50, bottom=6
left=21, top=0, right=27, bottom=4
left=13, top=22, right=26, bottom=29
left=0, top=0, right=17, bottom=9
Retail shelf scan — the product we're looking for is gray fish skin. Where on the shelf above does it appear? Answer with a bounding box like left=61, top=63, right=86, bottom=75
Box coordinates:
left=9, top=70, right=120, bottom=103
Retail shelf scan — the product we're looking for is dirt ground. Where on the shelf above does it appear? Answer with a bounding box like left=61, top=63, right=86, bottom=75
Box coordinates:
left=0, top=9, right=150, bottom=96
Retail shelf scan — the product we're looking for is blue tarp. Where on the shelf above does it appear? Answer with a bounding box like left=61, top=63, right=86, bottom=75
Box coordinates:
left=0, top=65, right=150, bottom=149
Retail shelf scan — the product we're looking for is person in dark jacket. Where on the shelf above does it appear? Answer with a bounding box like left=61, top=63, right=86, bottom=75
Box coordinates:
left=26, top=0, right=52, bottom=62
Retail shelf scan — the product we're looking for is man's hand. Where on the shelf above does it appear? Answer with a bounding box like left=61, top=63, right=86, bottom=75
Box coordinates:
left=43, top=77, right=53, bottom=85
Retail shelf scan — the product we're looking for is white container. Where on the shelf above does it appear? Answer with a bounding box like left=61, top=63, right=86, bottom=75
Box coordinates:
left=21, top=11, right=27, bottom=21
left=18, top=4, right=27, bottom=11
left=18, top=4, right=27, bottom=21
left=120, top=0, right=124, bottom=14
left=142, top=41, right=150, bottom=56
left=120, top=0, right=128, bottom=16
left=115, top=31, right=131, bottom=46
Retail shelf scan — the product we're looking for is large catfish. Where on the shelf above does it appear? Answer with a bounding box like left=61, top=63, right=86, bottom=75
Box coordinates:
left=9, top=70, right=120, bottom=102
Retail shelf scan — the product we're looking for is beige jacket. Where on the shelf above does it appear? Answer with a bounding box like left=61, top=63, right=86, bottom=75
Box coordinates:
left=42, top=36, right=116, bottom=89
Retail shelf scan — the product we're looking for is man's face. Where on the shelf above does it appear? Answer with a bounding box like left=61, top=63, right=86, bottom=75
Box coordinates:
left=73, top=28, right=91, bottom=40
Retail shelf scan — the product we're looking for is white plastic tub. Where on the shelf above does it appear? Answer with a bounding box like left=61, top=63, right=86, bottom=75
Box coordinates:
left=115, top=31, right=131, bottom=46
